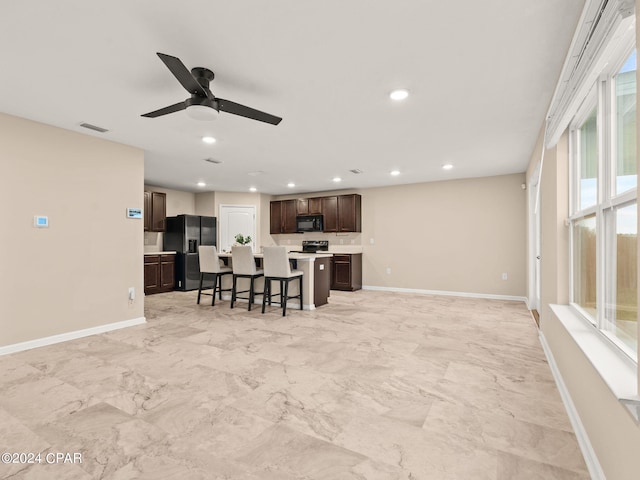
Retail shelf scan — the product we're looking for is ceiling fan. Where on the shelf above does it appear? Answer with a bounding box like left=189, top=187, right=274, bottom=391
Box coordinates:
left=141, top=52, right=282, bottom=125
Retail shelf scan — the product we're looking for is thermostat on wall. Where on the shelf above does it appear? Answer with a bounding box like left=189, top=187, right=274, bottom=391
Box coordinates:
left=127, top=208, right=143, bottom=219
left=34, top=215, right=49, bottom=228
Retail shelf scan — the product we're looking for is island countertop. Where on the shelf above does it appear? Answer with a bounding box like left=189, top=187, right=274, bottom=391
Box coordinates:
left=218, top=252, right=333, bottom=259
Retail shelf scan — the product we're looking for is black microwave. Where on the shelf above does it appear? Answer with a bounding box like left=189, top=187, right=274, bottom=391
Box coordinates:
left=296, top=214, right=323, bottom=232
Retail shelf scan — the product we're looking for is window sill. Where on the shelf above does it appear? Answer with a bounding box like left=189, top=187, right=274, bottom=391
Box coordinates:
left=549, top=304, right=639, bottom=422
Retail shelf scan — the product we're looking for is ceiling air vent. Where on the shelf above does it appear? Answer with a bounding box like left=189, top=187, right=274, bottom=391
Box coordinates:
left=349, top=169, right=363, bottom=174
left=204, top=158, right=223, bottom=164
left=79, top=122, right=109, bottom=133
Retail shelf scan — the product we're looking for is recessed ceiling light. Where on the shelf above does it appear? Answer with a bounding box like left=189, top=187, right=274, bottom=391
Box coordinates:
left=197, top=181, right=206, bottom=187
left=287, top=182, right=295, bottom=188
left=202, top=136, right=216, bottom=144
left=390, top=170, right=400, bottom=176
left=249, top=187, right=257, bottom=192
left=333, top=177, right=342, bottom=183
left=442, top=164, right=454, bottom=170
left=390, top=89, right=409, bottom=101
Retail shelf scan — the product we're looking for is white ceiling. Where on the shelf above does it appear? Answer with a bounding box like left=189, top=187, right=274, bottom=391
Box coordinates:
left=0, top=0, right=585, bottom=195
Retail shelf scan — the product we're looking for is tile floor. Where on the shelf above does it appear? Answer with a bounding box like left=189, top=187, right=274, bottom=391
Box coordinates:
left=0, top=290, right=589, bottom=479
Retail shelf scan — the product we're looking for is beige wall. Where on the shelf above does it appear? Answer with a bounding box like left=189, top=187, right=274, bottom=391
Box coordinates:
left=545, top=310, right=640, bottom=479
left=273, top=175, right=527, bottom=297
left=0, top=113, right=144, bottom=347
left=361, top=174, right=526, bottom=296
left=528, top=120, right=640, bottom=477
left=194, top=191, right=216, bottom=217
left=524, top=4, right=640, bottom=476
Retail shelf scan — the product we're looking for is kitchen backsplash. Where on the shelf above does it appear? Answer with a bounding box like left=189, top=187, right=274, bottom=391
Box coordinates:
left=144, top=231, right=163, bottom=253
left=273, top=231, right=362, bottom=247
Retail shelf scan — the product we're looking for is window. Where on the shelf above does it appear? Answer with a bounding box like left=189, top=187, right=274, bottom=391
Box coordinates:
left=578, top=108, right=598, bottom=210
left=615, top=51, right=637, bottom=195
left=570, top=48, right=638, bottom=359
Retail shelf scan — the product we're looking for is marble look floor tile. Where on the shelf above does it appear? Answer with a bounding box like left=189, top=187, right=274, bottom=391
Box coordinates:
left=163, top=405, right=275, bottom=464
left=32, top=402, right=170, bottom=479
left=0, top=462, right=93, bottom=480
left=0, top=407, right=52, bottom=479
left=0, top=376, right=98, bottom=428
left=496, top=450, right=590, bottom=480
left=0, top=290, right=588, bottom=479
left=0, top=354, right=44, bottom=385
left=333, top=412, right=498, bottom=480
left=235, top=423, right=367, bottom=479
left=423, top=400, right=588, bottom=474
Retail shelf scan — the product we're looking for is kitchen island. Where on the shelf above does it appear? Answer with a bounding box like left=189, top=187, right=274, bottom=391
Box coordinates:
left=217, top=251, right=332, bottom=310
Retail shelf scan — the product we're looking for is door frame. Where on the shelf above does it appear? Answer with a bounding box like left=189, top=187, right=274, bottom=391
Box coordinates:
left=528, top=163, right=541, bottom=313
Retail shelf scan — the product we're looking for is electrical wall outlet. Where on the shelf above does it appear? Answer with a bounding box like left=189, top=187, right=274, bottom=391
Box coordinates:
left=386, top=267, right=391, bottom=275
left=502, top=273, right=508, bottom=280
left=128, top=287, right=135, bottom=301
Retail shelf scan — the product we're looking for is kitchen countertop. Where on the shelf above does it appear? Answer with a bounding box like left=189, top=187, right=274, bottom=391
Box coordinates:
left=283, top=246, right=363, bottom=255
left=219, top=252, right=333, bottom=260
left=144, top=251, right=177, bottom=255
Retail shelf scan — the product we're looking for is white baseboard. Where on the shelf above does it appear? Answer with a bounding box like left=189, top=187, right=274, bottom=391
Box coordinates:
left=361, top=285, right=527, bottom=303
left=0, top=317, right=147, bottom=356
left=538, top=331, right=605, bottom=480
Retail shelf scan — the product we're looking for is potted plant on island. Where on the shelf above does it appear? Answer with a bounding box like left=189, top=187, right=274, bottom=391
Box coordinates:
left=234, top=233, right=252, bottom=246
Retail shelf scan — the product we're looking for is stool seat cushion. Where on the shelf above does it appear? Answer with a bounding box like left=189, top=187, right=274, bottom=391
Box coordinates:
left=267, top=269, right=303, bottom=279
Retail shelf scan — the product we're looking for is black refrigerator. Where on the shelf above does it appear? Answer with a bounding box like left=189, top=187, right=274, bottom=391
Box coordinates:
left=163, top=215, right=216, bottom=291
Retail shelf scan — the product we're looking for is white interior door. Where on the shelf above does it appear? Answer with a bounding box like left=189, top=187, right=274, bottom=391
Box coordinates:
left=219, top=205, right=256, bottom=253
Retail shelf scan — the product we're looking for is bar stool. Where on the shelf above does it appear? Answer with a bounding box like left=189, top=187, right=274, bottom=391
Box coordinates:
left=261, top=246, right=303, bottom=316
left=230, top=246, right=264, bottom=311
left=197, top=246, right=233, bottom=306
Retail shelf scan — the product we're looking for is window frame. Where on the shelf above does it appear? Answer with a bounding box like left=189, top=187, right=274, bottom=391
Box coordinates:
left=568, top=41, right=638, bottom=362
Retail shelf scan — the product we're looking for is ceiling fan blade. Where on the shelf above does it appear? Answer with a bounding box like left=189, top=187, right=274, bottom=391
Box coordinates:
left=157, top=52, right=207, bottom=97
left=217, top=98, right=282, bottom=125
left=141, top=101, right=187, bottom=118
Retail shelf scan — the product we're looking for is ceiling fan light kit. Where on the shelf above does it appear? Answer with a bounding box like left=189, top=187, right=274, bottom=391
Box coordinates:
left=186, top=104, right=218, bottom=121
left=142, top=53, right=282, bottom=125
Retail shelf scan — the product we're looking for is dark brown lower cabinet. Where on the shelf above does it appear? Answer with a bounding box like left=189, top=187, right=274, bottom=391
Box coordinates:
left=144, top=254, right=175, bottom=295
left=330, top=254, right=362, bottom=291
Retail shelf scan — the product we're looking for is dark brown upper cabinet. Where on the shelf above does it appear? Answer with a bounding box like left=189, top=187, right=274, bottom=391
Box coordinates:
left=270, top=194, right=361, bottom=234
left=337, top=194, right=362, bottom=232
left=321, top=196, right=339, bottom=232
left=296, top=198, right=308, bottom=215
left=144, top=191, right=152, bottom=231
left=270, top=199, right=297, bottom=234
left=144, top=191, right=166, bottom=232
left=298, top=197, right=323, bottom=216
left=308, top=197, right=322, bottom=214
